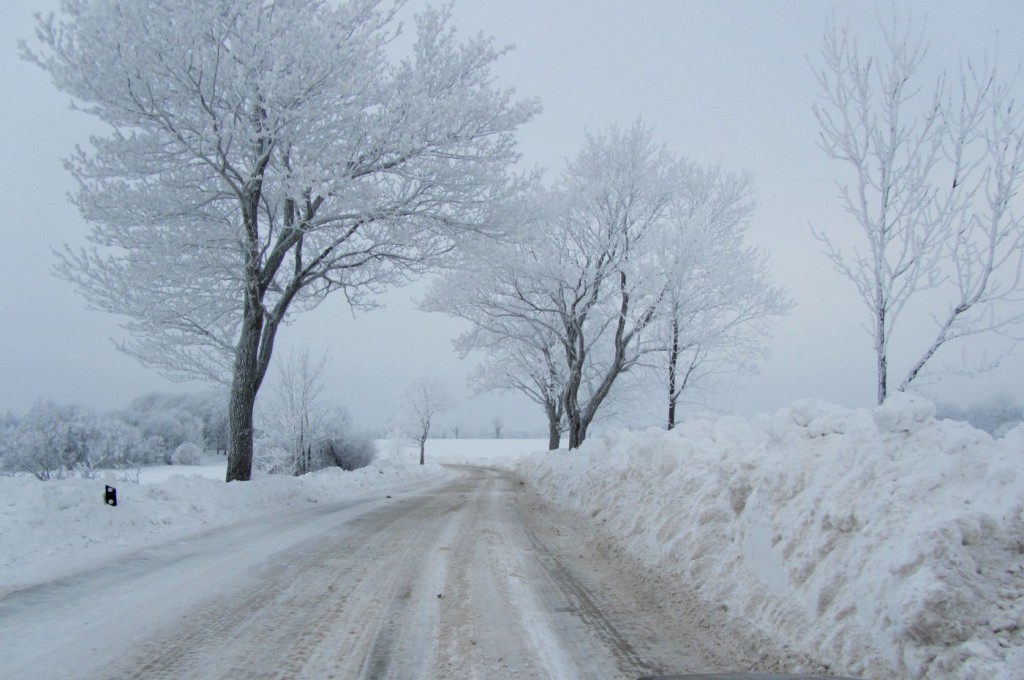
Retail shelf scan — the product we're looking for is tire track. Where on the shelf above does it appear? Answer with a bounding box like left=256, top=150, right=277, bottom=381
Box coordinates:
left=523, top=525, right=661, bottom=678
left=2, top=467, right=742, bottom=680
left=104, top=486, right=465, bottom=680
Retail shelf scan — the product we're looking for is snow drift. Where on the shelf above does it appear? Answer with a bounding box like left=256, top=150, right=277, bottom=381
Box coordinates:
left=516, top=394, right=1024, bottom=679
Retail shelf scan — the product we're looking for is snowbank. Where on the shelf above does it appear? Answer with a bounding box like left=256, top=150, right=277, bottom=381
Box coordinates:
left=0, top=450, right=453, bottom=589
left=515, top=394, right=1024, bottom=679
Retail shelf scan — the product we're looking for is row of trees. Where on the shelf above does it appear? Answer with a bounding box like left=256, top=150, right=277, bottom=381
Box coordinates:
left=28, top=1, right=1020, bottom=478
left=27, top=0, right=783, bottom=468
left=936, top=392, right=1023, bottom=437
left=1, top=360, right=379, bottom=480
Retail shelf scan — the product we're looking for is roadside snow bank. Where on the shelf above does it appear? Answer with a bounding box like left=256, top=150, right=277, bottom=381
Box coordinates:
left=517, top=394, right=1024, bottom=679
left=0, top=454, right=452, bottom=589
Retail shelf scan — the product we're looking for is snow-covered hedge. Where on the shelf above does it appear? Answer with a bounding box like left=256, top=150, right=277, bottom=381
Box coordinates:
left=517, top=394, right=1024, bottom=680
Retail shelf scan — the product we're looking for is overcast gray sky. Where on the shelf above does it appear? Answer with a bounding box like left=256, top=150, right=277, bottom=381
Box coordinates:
left=2, top=0, right=1023, bottom=435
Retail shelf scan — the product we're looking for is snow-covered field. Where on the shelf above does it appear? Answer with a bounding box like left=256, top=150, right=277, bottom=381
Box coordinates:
left=3, top=402, right=1022, bottom=679
left=428, top=437, right=548, bottom=466
left=511, top=394, right=1024, bottom=680
left=0, top=448, right=455, bottom=589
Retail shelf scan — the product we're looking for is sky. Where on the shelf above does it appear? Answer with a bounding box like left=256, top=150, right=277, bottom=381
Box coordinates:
left=2, top=0, right=1023, bottom=436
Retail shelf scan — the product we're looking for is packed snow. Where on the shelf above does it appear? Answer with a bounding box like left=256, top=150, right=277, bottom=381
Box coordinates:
left=512, top=393, right=1024, bottom=679
left=3, top=399, right=1022, bottom=679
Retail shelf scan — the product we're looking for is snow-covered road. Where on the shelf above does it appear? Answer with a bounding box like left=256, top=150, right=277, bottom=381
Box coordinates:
left=0, top=466, right=741, bottom=679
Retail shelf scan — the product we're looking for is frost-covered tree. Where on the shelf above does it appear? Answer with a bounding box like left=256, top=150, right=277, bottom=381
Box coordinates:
left=427, top=121, right=787, bottom=446
left=402, top=377, right=451, bottom=465
left=428, top=122, right=678, bottom=448
left=1, top=401, right=104, bottom=480
left=812, top=13, right=1024, bottom=404
left=437, top=261, right=568, bottom=449
left=121, top=396, right=205, bottom=464
left=653, top=164, right=789, bottom=429
left=90, top=414, right=146, bottom=473
left=256, top=347, right=339, bottom=475
left=0, top=412, right=19, bottom=476
left=24, top=0, right=538, bottom=481
left=319, top=428, right=377, bottom=472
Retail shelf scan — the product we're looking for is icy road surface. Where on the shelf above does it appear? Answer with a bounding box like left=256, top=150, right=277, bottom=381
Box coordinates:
left=0, top=466, right=740, bottom=679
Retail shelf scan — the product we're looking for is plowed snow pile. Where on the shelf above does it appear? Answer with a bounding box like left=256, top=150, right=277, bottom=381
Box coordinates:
left=517, top=394, right=1024, bottom=679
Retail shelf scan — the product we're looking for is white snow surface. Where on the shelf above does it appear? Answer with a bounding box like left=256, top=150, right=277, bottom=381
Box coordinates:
left=4, top=407, right=1023, bottom=679
left=1, top=449, right=454, bottom=589
left=512, top=394, right=1024, bottom=679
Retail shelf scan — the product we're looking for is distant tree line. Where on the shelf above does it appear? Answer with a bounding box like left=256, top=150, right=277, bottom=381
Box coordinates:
left=0, top=380, right=378, bottom=480
left=936, top=392, right=1023, bottom=437
left=0, top=392, right=227, bottom=481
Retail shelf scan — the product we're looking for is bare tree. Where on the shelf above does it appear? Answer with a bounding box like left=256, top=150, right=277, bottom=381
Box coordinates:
left=812, top=13, right=1024, bottom=404
left=402, top=378, right=451, bottom=465
left=25, top=0, right=538, bottom=481
left=256, top=348, right=334, bottom=475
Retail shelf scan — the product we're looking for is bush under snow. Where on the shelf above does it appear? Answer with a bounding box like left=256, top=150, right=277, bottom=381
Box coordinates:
left=516, top=394, right=1024, bottom=679
left=171, top=442, right=203, bottom=465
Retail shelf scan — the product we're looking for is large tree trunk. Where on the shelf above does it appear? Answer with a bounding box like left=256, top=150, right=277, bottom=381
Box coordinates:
left=567, top=415, right=585, bottom=450
left=546, top=409, right=561, bottom=450
left=226, top=298, right=263, bottom=482
left=226, top=366, right=258, bottom=482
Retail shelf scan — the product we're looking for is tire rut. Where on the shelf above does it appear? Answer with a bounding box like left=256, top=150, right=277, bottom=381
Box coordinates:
left=3, top=467, right=745, bottom=680
left=105, top=487, right=463, bottom=680
left=523, top=525, right=660, bottom=677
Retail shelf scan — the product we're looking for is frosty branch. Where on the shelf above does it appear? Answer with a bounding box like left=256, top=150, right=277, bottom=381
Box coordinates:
left=812, top=13, right=1024, bottom=403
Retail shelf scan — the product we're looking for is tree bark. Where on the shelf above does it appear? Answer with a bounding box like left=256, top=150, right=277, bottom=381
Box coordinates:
left=876, top=306, right=887, bottom=405
left=226, top=359, right=258, bottom=482
left=546, top=408, right=561, bottom=450
left=226, top=289, right=263, bottom=482
left=667, top=316, right=679, bottom=430
left=567, top=416, right=585, bottom=450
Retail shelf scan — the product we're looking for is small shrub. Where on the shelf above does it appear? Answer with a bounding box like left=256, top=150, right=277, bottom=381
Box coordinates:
left=172, top=442, right=203, bottom=465
left=323, top=431, right=377, bottom=471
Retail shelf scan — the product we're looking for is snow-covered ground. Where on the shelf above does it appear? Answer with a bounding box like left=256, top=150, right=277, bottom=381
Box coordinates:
left=3, top=403, right=1021, bottom=679
left=0, top=447, right=454, bottom=589
left=511, top=394, right=1024, bottom=680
